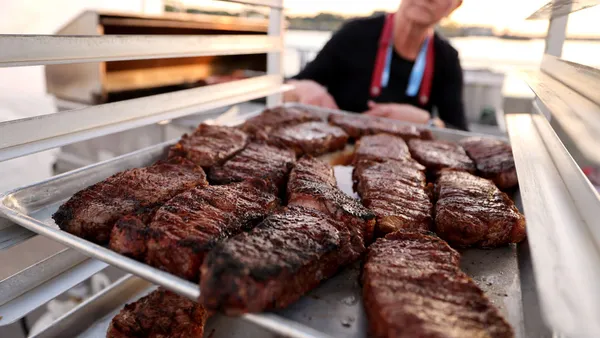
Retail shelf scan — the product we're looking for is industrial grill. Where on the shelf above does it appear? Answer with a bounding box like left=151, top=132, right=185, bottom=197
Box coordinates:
left=1, top=1, right=600, bottom=337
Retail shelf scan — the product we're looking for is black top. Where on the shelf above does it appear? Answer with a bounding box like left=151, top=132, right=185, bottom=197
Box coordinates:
left=294, top=15, right=468, bottom=131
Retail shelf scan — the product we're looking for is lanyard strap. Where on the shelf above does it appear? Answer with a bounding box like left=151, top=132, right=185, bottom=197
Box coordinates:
left=370, top=13, right=435, bottom=106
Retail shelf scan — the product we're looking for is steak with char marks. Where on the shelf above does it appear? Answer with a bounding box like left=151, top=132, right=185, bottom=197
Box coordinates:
left=435, top=170, right=526, bottom=248
left=110, top=179, right=279, bottom=281
left=408, top=139, right=475, bottom=175
left=208, top=141, right=296, bottom=194
left=353, top=133, right=411, bottom=164
left=107, top=288, right=209, bottom=338
left=199, top=205, right=363, bottom=314
left=328, top=113, right=433, bottom=141
left=168, top=123, right=248, bottom=168
left=241, top=106, right=322, bottom=139
left=459, top=136, right=518, bottom=190
left=363, top=231, right=514, bottom=338
left=53, top=157, right=207, bottom=244
left=287, top=156, right=375, bottom=244
left=268, top=121, right=349, bottom=156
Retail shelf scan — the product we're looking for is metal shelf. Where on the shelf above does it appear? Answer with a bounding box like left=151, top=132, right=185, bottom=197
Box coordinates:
left=527, top=0, right=600, bottom=20
left=0, top=75, right=289, bottom=162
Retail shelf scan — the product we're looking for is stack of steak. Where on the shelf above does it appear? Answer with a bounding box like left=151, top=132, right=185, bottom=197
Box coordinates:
left=352, top=134, right=433, bottom=235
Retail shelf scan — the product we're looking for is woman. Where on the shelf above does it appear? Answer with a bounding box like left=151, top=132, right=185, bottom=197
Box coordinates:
left=285, top=0, right=467, bottom=130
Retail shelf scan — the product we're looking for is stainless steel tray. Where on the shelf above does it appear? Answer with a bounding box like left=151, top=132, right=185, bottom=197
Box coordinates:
left=0, top=104, right=547, bottom=337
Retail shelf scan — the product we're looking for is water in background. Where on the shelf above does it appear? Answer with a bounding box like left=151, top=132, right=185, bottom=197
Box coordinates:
left=284, top=30, right=600, bottom=97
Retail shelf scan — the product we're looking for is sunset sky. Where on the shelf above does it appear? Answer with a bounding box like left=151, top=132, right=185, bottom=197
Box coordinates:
left=184, top=0, right=600, bottom=36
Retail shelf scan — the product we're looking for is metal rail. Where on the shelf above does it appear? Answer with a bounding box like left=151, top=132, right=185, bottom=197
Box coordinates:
left=527, top=0, right=600, bottom=20
left=506, top=112, right=600, bottom=337
left=0, top=75, right=290, bottom=161
left=0, top=35, right=281, bottom=67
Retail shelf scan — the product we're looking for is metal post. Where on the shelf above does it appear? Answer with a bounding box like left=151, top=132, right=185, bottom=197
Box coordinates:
left=544, top=0, right=571, bottom=57
left=266, top=1, right=284, bottom=107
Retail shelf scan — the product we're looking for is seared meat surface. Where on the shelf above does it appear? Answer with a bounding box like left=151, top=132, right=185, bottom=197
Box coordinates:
left=408, top=139, right=475, bottom=175
left=241, top=106, right=322, bottom=139
left=353, top=133, right=411, bottom=164
left=110, top=179, right=279, bottom=281
left=328, top=113, right=433, bottom=141
left=287, top=156, right=376, bottom=244
left=208, top=142, right=296, bottom=193
left=459, top=137, right=517, bottom=190
left=363, top=231, right=514, bottom=338
left=107, top=288, right=209, bottom=338
left=435, top=171, right=526, bottom=248
left=269, top=121, right=349, bottom=156
left=354, top=159, right=432, bottom=234
left=200, top=206, right=362, bottom=314
left=53, top=157, right=207, bottom=244
left=168, top=123, right=248, bottom=168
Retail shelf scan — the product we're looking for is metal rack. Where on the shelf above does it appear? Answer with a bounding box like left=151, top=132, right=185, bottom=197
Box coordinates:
left=0, top=0, right=600, bottom=337
left=0, top=0, right=288, bottom=330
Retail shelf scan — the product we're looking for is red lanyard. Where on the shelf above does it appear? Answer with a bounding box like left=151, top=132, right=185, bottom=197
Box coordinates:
left=370, top=13, right=435, bottom=106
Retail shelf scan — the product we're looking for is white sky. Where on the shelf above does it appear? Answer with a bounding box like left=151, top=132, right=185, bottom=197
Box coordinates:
left=183, top=0, right=600, bottom=36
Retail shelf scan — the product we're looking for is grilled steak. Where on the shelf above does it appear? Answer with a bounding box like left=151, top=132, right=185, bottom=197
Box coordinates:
left=110, top=179, right=279, bottom=281
left=208, top=142, right=296, bottom=193
left=353, top=133, right=411, bottom=164
left=435, top=170, right=526, bottom=248
left=168, top=123, right=248, bottom=168
left=459, top=137, right=517, bottom=190
left=328, top=113, right=433, bottom=141
left=408, top=139, right=475, bottom=175
left=268, top=121, right=349, bottom=156
left=363, top=231, right=514, bottom=338
left=200, top=205, right=362, bottom=314
left=354, top=159, right=432, bottom=234
left=241, top=106, right=322, bottom=139
left=107, top=288, right=209, bottom=338
left=287, top=156, right=376, bottom=244
left=53, top=157, right=207, bottom=244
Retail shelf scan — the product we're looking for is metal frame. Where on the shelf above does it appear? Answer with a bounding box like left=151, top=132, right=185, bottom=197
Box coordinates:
left=0, top=0, right=286, bottom=326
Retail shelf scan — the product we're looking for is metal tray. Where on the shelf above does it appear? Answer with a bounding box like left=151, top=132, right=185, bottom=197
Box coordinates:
left=0, top=104, right=547, bottom=337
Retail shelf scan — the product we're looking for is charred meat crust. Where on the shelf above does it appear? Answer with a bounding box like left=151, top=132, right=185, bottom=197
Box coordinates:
left=168, top=123, right=249, bottom=168
left=408, top=139, right=476, bottom=175
left=241, top=106, right=323, bottom=139
left=328, top=113, right=433, bottom=141
left=199, top=205, right=362, bottom=314
left=208, top=141, right=296, bottom=194
left=53, top=156, right=207, bottom=244
left=434, top=170, right=526, bottom=248
left=287, top=156, right=376, bottom=245
left=268, top=121, right=349, bottom=156
left=352, top=133, right=411, bottom=164
left=459, top=136, right=518, bottom=190
left=353, top=159, right=432, bottom=235
left=107, top=288, right=210, bottom=338
left=363, top=231, right=514, bottom=338
left=110, top=179, right=279, bottom=281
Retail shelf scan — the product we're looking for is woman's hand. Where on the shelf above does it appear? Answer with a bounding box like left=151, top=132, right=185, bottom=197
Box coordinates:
left=364, top=101, right=431, bottom=124
left=284, top=80, right=338, bottom=109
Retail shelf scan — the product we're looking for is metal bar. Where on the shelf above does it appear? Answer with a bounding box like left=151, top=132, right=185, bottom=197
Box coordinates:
left=522, top=70, right=600, bottom=166
left=543, top=0, right=571, bottom=56
left=527, top=0, right=599, bottom=20
left=541, top=54, right=600, bottom=107
left=0, top=76, right=290, bottom=161
left=266, top=4, right=284, bottom=107
left=506, top=113, right=600, bottom=337
left=0, top=35, right=281, bottom=67
left=0, top=259, right=108, bottom=325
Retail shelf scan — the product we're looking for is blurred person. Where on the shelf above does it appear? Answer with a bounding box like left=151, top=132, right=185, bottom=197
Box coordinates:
left=285, top=0, right=467, bottom=130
